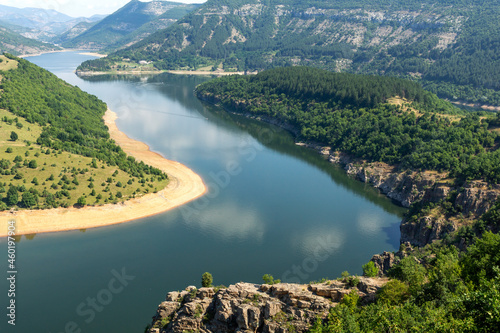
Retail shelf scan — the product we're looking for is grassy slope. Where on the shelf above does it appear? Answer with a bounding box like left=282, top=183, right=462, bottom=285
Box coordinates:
left=0, top=55, right=168, bottom=210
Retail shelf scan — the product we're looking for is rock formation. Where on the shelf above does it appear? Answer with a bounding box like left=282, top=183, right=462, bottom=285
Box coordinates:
left=147, top=278, right=388, bottom=333
left=298, top=144, right=500, bottom=246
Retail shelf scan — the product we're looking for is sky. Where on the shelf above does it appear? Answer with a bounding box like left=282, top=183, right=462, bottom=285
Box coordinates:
left=0, top=0, right=206, bottom=18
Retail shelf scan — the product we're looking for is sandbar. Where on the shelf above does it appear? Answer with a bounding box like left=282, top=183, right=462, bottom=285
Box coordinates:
left=0, top=109, right=206, bottom=237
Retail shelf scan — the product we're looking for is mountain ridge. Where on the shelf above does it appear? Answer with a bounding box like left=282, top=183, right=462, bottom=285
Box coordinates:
left=0, top=3, right=104, bottom=42
left=61, top=0, right=200, bottom=52
left=78, top=0, right=500, bottom=106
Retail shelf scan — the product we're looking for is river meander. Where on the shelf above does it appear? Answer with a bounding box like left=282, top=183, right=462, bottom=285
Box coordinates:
left=0, top=51, right=406, bottom=332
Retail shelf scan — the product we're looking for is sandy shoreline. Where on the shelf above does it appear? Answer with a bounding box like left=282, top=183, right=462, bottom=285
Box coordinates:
left=0, top=109, right=206, bottom=237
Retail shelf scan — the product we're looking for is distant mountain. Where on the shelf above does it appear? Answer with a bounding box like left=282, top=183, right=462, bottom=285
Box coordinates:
left=0, top=24, right=61, bottom=56
left=52, top=21, right=98, bottom=45
left=62, top=0, right=200, bottom=52
left=79, top=0, right=500, bottom=106
left=0, top=4, right=104, bottom=42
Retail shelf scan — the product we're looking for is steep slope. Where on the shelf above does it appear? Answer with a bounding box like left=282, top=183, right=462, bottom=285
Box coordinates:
left=0, top=24, right=61, bottom=55
left=62, top=0, right=199, bottom=52
left=80, top=0, right=500, bottom=106
left=51, top=21, right=97, bottom=45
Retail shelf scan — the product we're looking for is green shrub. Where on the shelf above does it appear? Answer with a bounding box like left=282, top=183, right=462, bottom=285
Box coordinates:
left=377, top=280, right=410, bottom=305
left=201, top=272, right=213, bottom=288
left=362, top=261, right=379, bottom=277
left=263, top=274, right=281, bottom=285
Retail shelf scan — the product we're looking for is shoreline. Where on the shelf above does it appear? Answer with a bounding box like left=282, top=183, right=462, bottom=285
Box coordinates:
left=0, top=109, right=206, bottom=237
left=76, top=69, right=255, bottom=77
left=19, top=49, right=106, bottom=58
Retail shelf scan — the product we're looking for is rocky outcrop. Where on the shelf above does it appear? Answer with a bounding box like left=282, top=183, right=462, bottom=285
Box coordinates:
left=400, top=180, right=500, bottom=246
left=299, top=145, right=451, bottom=208
left=370, top=242, right=414, bottom=275
left=147, top=278, right=388, bottom=333
left=298, top=143, right=500, bottom=246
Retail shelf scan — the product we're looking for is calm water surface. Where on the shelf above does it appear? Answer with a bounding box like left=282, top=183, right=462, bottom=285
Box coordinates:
left=1, top=52, right=406, bottom=332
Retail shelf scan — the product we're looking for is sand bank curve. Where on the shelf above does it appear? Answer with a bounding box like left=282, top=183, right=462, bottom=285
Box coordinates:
left=0, top=109, right=206, bottom=237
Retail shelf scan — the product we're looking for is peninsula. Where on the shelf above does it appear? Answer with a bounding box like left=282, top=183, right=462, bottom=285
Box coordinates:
left=0, top=54, right=206, bottom=236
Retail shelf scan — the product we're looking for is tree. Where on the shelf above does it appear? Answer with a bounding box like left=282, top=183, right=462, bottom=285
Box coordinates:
left=21, top=192, right=36, bottom=208
left=6, top=186, right=18, bottom=206
left=76, top=196, right=86, bottom=207
left=28, top=160, right=37, bottom=169
left=201, top=272, right=213, bottom=288
left=10, top=131, right=18, bottom=141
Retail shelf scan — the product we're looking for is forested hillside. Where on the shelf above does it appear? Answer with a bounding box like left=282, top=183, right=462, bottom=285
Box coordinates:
left=0, top=24, right=61, bottom=55
left=196, top=67, right=500, bottom=182
left=80, top=0, right=500, bottom=106
left=0, top=54, right=167, bottom=209
left=62, top=0, right=199, bottom=53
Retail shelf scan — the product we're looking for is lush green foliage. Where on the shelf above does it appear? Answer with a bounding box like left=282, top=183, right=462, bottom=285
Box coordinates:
left=262, top=274, right=281, bottom=285
left=310, top=232, right=500, bottom=332
left=196, top=67, right=500, bottom=182
left=0, top=55, right=168, bottom=210
left=201, top=272, right=213, bottom=288
left=362, top=261, right=379, bottom=277
left=0, top=55, right=165, bottom=179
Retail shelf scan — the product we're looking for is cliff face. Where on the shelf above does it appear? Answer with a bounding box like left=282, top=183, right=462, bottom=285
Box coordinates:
left=147, top=278, right=387, bottom=333
left=400, top=180, right=500, bottom=246
left=297, top=143, right=500, bottom=246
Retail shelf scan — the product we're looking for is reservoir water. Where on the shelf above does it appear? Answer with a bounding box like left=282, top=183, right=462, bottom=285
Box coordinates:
left=1, top=52, right=405, bottom=332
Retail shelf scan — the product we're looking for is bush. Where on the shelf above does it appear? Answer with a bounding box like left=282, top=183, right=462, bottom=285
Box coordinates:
left=21, top=192, right=37, bottom=208
left=362, top=261, right=379, bottom=277
left=10, top=131, right=18, bottom=141
left=341, top=289, right=360, bottom=310
left=262, top=274, right=281, bottom=285
left=461, top=231, right=500, bottom=285
left=201, top=272, right=213, bottom=288
left=377, top=280, right=410, bottom=305
left=76, top=196, right=86, bottom=207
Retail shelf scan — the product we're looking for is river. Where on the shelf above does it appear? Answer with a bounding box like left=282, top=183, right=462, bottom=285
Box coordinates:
left=0, top=51, right=405, bottom=332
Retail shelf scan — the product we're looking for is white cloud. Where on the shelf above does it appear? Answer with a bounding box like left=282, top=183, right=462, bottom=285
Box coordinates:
left=356, top=211, right=383, bottom=236
left=181, top=202, right=266, bottom=242
left=292, top=227, right=344, bottom=258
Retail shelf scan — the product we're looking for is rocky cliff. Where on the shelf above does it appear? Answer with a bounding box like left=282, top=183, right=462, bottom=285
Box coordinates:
left=146, top=278, right=388, bottom=333
left=297, top=143, right=500, bottom=246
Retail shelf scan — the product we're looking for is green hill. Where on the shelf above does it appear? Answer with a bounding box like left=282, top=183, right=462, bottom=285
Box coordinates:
left=79, top=0, right=500, bottom=106
left=196, top=67, right=500, bottom=182
left=62, top=0, right=199, bottom=53
left=0, top=54, right=167, bottom=210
